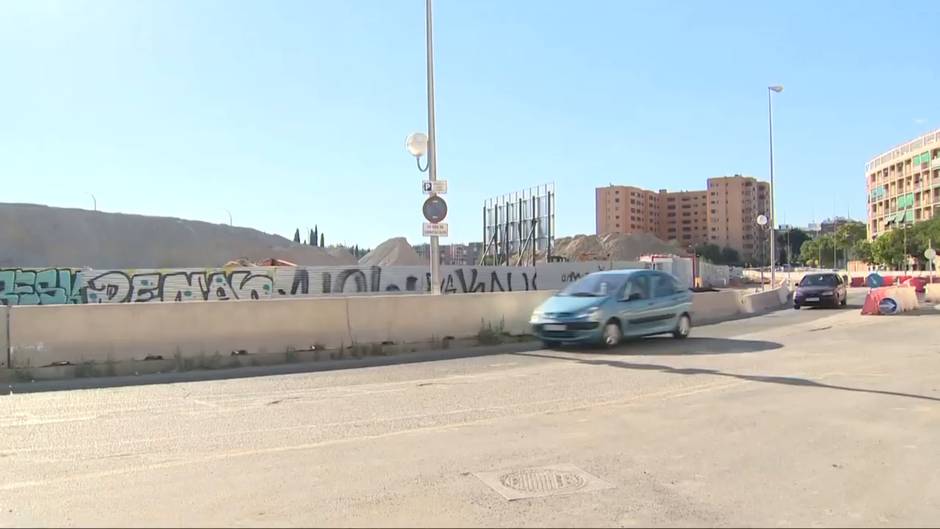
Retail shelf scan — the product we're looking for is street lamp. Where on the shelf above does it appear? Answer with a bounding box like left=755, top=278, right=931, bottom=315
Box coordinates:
left=767, top=84, right=783, bottom=288
left=406, top=132, right=429, bottom=170
left=90, top=193, right=97, bottom=212
left=405, top=0, right=442, bottom=295
left=757, top=214, right=769, bottom=291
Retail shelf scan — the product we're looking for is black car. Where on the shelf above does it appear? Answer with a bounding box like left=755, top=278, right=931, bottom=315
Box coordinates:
left=793, top=273, right=847, bottom=309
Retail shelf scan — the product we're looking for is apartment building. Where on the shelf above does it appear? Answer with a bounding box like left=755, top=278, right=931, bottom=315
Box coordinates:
left=595, top=186, right=708, bottom=247
left=706, top=175, right=771, bottom=259
left=866, top=129, right=940, bottom=240
left=596, top=175, right=769, bottom=259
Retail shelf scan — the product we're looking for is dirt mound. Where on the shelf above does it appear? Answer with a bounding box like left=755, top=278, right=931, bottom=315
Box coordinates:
left=326, top=246, right=359, bottom=265
left=359, top=237, right=424, bottom=266
left=0, top=203, right=352, bottom=268
left=554, top=232, right=682, bottom=262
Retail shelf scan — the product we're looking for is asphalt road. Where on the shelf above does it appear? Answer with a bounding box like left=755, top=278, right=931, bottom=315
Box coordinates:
left=3, top=290, right=940, bottom=527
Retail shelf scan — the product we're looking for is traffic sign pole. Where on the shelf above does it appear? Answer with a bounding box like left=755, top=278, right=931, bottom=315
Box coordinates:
left=926, top=245, right=936, bottom=286
left=425, top=0, right=441, bottom=295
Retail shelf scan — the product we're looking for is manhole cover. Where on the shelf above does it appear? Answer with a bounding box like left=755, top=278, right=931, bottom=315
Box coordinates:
left=474, top=464, right=614, bottom=500
left=499, top=468, right=586, bottom=493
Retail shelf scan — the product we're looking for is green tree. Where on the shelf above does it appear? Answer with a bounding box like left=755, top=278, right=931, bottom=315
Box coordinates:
left=909, top=217, right=940, bottom=266
left=292, top=228, right=301, bottom=243
left=833, top=221, right=868, bottom=263
left=320, top=232, right=325, bottom=247
left=777, top=228, right=811, bottom=266
left=852, top=239, right=874, bottom=264
left=872, top=230, right=906, bottom=269
left=313, top=225, right=319, bottom=247
left=694, top=243, right=722, bottom=264
left=719, top=247, right=740, bottom=266
left=309, top=229, right=315, bottom=246
left=800, top=235, right=837, bottom=267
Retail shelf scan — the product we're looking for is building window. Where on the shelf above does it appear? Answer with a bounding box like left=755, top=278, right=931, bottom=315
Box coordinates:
left=614, top=198, right=619, bottom=203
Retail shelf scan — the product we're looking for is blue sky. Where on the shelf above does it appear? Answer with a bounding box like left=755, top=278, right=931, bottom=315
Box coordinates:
left=1, top=0, right=937, bottom=247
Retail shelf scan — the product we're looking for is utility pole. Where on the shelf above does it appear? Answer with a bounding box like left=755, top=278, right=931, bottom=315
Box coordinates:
left=767, top=85, right=783, bottom=287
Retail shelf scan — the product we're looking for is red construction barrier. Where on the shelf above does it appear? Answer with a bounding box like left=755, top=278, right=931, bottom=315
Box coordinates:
left=862, top=288, right=887, bottom=315
left=851, top=276, right=865, bottom=287
left=882, top=276, right=895, bottom=286
left=903, top=277, right=928, bottom=293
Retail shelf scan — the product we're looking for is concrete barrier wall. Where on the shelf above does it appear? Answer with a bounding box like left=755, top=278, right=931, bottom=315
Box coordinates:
left=0, top=306, right=8, bottom=369
left=691, top=291, right=743, bottom=323
left=8, top=291, right=554, bottom=368
left=6, top=287, right=788, bottom=370
left=742, top=287, right=790, bottom=314
left=345, top=291, right=552, bottom=345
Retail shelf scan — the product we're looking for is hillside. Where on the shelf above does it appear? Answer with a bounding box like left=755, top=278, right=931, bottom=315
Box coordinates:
left=0, top=203, right=357, bottom=268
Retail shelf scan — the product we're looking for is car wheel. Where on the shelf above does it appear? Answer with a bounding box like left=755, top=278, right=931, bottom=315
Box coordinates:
left=541, top=340, right=560, bottom=349
left=600, top=321, right=622, bottom=348
left=840, top=296, right=847, bottom=307
left=793, top=304, right=801, bottom=310
left=672, top=314, right=691, bottom=339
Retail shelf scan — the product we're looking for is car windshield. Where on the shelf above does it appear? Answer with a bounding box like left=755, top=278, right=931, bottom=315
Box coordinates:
left=800, top=274, right=837, bottom=287
left=558, top=274, right=627, bottom=297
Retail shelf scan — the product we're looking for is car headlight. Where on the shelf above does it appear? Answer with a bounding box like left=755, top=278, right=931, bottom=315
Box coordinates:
left=821, top=291, right=834, bottom=296
left=530, top=310, right=543, bottom=322
left=575, top=307, right=601, bottom=319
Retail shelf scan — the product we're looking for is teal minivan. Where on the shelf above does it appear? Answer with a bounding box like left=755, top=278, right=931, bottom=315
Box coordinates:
left=530, top=269, right=693, bottom=348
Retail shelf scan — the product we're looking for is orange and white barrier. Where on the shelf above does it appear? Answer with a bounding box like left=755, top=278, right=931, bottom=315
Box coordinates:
left=861, top=286, right=919, bottom=315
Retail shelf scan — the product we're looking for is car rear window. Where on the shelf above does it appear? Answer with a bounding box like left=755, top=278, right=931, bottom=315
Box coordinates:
left=800, top=274, right=837, bottom=287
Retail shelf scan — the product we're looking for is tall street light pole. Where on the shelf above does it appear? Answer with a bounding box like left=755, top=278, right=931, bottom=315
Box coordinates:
left=425, top=0, right=441, bottom=294
left=767, top=85, right=783, bottom=287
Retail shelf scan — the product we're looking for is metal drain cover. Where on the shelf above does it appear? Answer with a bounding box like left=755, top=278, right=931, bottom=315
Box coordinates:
left=474, top=464, right=614, bottom=500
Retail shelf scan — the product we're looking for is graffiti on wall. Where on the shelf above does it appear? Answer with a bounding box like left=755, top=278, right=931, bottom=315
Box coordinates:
left=0, top=268, right=84, bottom=305
left=0, top=261, right=644, bottom=306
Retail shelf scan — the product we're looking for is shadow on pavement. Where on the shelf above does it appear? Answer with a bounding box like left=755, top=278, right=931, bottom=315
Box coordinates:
left=513, top=350, right=940, bottom=403
left=894, top=306, right=940, bottom=317
left=619, top=337, right=782, bottom=356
